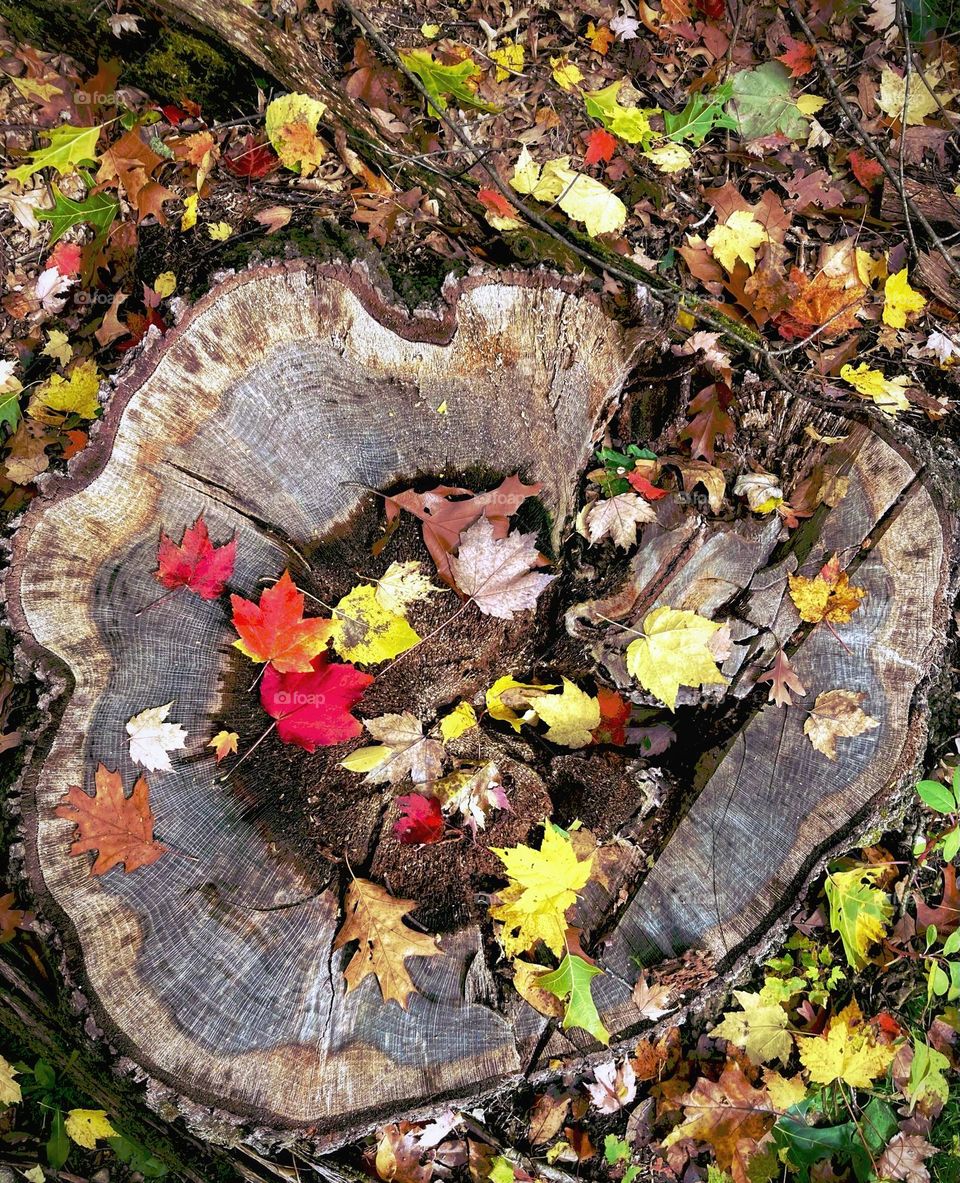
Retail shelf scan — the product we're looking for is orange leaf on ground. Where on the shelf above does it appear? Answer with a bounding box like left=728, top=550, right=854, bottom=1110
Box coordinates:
left=230, top=569, right=333, bottom=672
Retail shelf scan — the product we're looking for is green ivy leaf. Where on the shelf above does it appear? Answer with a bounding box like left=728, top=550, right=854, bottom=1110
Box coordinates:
left=6, top=124, right=104, bottom=186
left=537, top=954, right=609, bottom=1044
left=399, top=51, right=497, bottom=114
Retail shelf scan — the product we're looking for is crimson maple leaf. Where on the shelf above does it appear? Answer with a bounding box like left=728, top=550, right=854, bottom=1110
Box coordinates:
left=55, top=763, right=167, bottom=875
left=155, top=514, right=236, bottom=600
left=626, top=471, right=668, bottom=500
left=231, top=570, right=334, bottom=672
left=393, top=794, right=445, bottom=844
left=680, top=382, right=735, bottom=463
left=224, top=134, right=280, bottom=178
left=584, top=127, right=617, bottom=166
left=260, top=653, right=373, bottom=751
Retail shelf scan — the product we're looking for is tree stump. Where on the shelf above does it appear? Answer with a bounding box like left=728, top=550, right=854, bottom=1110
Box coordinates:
left=7, top=261, right=954, bottom=1145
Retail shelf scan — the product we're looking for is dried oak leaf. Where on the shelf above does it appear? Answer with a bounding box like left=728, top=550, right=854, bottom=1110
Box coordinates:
left=260, top=654, right=373, bottom=751
left=155, top=513, right=236, bottom=600
left=449, top=518, right=554, bottom=619
left=757, top=650, right=807, bottom=708
left=876, top=1132, right=938, bottom=1183
left=230, top=569, right=334, bottom=672
left=383, top=475, right=541, bottom=588
left=680, top=382, right=735, bottom=463
left=55, top=763, right=167, bottom=875
left=333, top=877, right=441, bottom=1008
left=804, top=689, right=879, bottom=760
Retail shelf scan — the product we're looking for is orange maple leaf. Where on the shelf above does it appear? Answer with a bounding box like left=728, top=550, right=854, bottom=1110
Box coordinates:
left=776, top=265, right=866, bottom=340
left=230, top=569, right=334, bottom=672
left=55, top=763, right=167, bottom=875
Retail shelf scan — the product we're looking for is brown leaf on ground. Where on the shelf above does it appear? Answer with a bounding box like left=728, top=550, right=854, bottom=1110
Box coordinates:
left=55, top=763, right=167, bottom=875
left=915, top=864, right=960, bottom=937
left=803, top=689, right=879, bottom=760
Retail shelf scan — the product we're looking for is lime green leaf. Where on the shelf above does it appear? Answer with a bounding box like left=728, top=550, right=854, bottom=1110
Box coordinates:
left=712, top=990, right=793, bottom=1064
left=726, top=63, right=808, bottom=142
left=537, top=954, right=609, bottom=1044
left=489, top=1156, right=516, bottom=1183
left=917, top=778, right=956, bottom=814
left=906, top=1038, right=950, bottom=1108
left=663, top=87, right=737, bottom=145
left=583, top=80, right=658, bottom=145
left=7, top=124, right=104, bottom=186
left=824, top=863, right=893, bottom=969
left=399, top=50, right=497, bottom=113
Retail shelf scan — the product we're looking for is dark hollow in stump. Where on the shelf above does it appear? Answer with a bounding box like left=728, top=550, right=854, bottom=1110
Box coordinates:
left=7, top=261, right=953, bottom=1143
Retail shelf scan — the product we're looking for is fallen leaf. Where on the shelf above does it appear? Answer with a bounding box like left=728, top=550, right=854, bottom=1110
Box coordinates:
left=757, top=650, right=807, bottom=707
left=534, top=679, right=601, bottom=749
left=799, top=1000, right=896, bottom=1086
left=713, top=991, right=793, bottom=1064
left=587, top=1059, right=636, bottom=1111
left=592, top=686, right=630, bottom=746
left=883, top=268, right=927, bottom=329
left=333, top=877, right=442, bottom=1007
left=265, top=92, right=327, bottom=174
left=55, top=763, right=167, bottom=875
left=584, top=127, right=617, bottom=165
left=0, top=1054, right=21, bottom=1105
left=65, top=1109, right=117, bottom=1148
left=510, top=147, right=627, bottom=237
left=804, top=689, right=879, bottom=759
left=208, top=730, right=238, bottom=763
left=439, top=701, right=478, bottom=743
left=680, top=382, right=735, bottom=463
left=631, top=971, right=676, bottom=1019
left=825, top=862, right=893, bottom=967
left=393, top=794, right=445, bottom=844
left=788, top=556, right=866, bottom=624
left=538, top=954, right=609, bottom=1045
left=374, top=560, right=439, bottom=615
left=231, top=570, right=334, bottom=672
left=261, top=654, right=373, bottom=751
left=347, top=712, right=445, bottom=784
left=450, top=519, right=554, bottom=619
left=485, top=674, right=556, bottom=732
left=840, top=362, right=911, bottom=415
left=578, top=492, right=656, bottom=549
left=436, top=762, right=507, bottom=833
left=878, top=66, right=943, bottom=125
left=707, top=210, right=769, bottom=273
left=626, top=606, right=728, bottom=711
left=156, top=513, right=236, bottom=600
left=877, top=1132, right=938, bottom=1183
left=126, top=701, right=187, bottom=771
left=332, top=583, right=420, bottom=664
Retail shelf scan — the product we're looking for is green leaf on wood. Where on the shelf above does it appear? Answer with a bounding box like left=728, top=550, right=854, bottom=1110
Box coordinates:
left=537, top=954, right=609, bottom=1044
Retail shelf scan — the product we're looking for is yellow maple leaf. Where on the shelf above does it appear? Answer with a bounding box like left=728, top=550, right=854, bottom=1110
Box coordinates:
left=712, top=990, right=793, bottom=1065
left=645, top=143, right=692, bottom=173
left=533, top=679, right=601, bottom=748
left=490, top=824, right=593, bottom=957
left=0, top=1054, right=21, bottom=1106
left=762, top=1069, right=808, bottom=1112
left=839, top=362, right=911, bottom=415
left=331, top=584, right=420, bottom=665
left=206, top=221, right=232, bottom=241
left=41, top=329, right=73, bottom=367
left=883, top=268, right=927, bottom=329
left=788, top=557, right=866, bottom=624
left=878, top=66, right=943, bottom=126
left=799, top=1001, right=896, bottom=1087
left=707, top=209, right=769, bottom=273
left=550, top=57, right=584, bottom=91
left=510, top=149, right=626, bottom=237
left=625, top=606, right=728, bottom=711
left=64, top=1108, right=117, bottom=1149
left=824, top=862, right=892, bottom=966
left=373, top=560, right=439, bottom=615
left=30, top=358, right=100, bottom=420
left=265, top=92, right=327, bottom=175
left=485, top=674, right=557, bottom=732
left=207, top=729, right=238, bottom=763
left=490, top=39, right=525, bottom=82
left=440, top=700, right=478, bottom=742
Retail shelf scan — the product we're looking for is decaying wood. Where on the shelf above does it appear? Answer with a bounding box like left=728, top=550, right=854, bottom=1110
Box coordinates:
left=7, top=258, right=954, bottom=1145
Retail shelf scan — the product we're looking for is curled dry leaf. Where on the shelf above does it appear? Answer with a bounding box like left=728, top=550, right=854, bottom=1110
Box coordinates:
left=631, top=971, right=676, bottom=1019
left=587, top=1058, right=637, bottom=1113
left=804, top=689, right=880, bottom=760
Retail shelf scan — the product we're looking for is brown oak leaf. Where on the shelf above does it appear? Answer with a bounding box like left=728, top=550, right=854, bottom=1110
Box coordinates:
left=55, top=763, right=167, bottom=875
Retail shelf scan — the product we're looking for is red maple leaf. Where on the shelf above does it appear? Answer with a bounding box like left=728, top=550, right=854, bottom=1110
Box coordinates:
left=260, top=654, right=373, bottom=751
left=231, top=570, right=334, bottom=672
left=393, top=794, right=445, bottom=844
left=155, top=513, right=236, bottom=600
left=626, top=471, right=668, bottom=500
left=699, top=0, right=726, bottom=18
left=224, top=134, right=281, bottom=179
left=849, top=149, right=884, bottom=191
left=584, top=127, right=617, bottom=166
left=55, top=763, right=167, bottom=876
left=61, top=429, right=87, bottom=460
left=116, top=306, right=166, bottom=352
left=478, top=188, right=520, bottom=219
left=680, top=382, right=735, bottom=463
left=46, top=241, right=83, bottom=277
left=777, top=37, right=816, bottom=78
left=591, top=686, right=630, bottom=746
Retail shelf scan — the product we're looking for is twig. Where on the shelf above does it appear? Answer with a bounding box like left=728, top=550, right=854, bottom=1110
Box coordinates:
left=786, top=0, right=960, bottom=286
left=896, top=0, right=919, bottom=260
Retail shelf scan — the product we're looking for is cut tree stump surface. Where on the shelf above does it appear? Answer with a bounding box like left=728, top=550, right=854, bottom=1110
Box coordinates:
left=7, top=261, right=953, bottom=1142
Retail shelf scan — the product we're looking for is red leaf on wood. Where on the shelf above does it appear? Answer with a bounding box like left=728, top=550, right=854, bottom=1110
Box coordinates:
left=393, top=794, right=445, bottom=844
left=384, top=475, right=542, bottom=588
left=155, top=513, right=236, bottom=600
left=777, top=37, right=816, bottom=78
left=55, top=763, right=167, bottom=875
left=224, top=134, right=280, bottom=178
left=915, top=864, right=960, bottom=936
left=260, top=654, right=373, bottom=751
left=680, top=382, right=735, bottom=463
left=478, top=188, right=519, bottom=218
left=849, top=149, right=884, bottom=191
left=584, top=127, right=617, bottom=166
left=231, top=569, right=334, bottom=672
left=592, top=686, right=630, bottom=745
left=626, top=470, right=668, bottom=500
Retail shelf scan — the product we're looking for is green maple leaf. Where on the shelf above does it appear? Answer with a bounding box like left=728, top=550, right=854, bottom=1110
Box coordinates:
left=583, top=80, right=658, bottom=145
left=663, top=86, right=738, bottom=146
left=37, top=184, right=119, bottom=262
left=537, top=954, right=609, bottom=1044
left=824, top=863, right=893, bottom=969
left=6, top=124, right=104, bottom=186
left=399, top=50, right=497, bottom=114
left=725, top=63, right=809, bottom=142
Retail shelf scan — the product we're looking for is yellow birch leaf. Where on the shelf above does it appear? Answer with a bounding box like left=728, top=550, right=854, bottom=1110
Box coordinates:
left=645, top=143, right=692, bottom=173
left=440, top=700, right=478, bottom=742
left=551, top=57, right=584, bottom=91
left=340, top=744, right=392, bottom=773
left=878, top=67, right=942, bottom=125
left=796, top=94, right=827, bottom=115
left=625, top=606, right=727, bottom=711
left=331, top=584, right=420, bottom=665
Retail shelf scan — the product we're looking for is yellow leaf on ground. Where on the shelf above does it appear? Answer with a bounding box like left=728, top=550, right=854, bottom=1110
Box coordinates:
left=206, top=221, right=232, bottom=241
left=180, top=193, right=198, bottom=231
left=825, top=863, right=893, bottom=967
left=713, top=990, right=793, bottom=1065
left=490, top=824, right=593, bottom=957
left=30, top=358, right=100, bottom=420
left=490, top=39, right=524, bottom=81
left=510, top=149, right=626, bottom=237
left=64, top=1109, right=117, bottom=1148
left=645, top=143, right=692, bottom=173
left=439, top=700, right=478, bottom=742
left=486, top=674, right=557, bottom=731
left=331, top=584, right=420, bottom=665
left=799, top=1001, right=896, bottom=1087
left=804, top=689, right=879, bottom=760
left=153, top=271, right=177, bottom=297
left=534, top=679, right=601, bottom=748
left=883, top=268, right=927, bottom=329
left=762, top=1069, right=808, bottom=1112
left=706, top=209, right=769, bottom=273
left=840, top=362, right=911, bottom=415
left=41, top=329, right=72, bottom=367
left=551, top=57, right=584, bottom=90
left=0, top=1054, right=21, bottom=1105
left=796, top=94, right=827, bottom=115
left=878, top=66, right=943, bottom=125
left=265, top=92, right=327, bottom=175
left=625, top=606, right=727, bottom=711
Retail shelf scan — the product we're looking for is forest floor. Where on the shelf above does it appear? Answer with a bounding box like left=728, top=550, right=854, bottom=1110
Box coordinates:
left=1, top=0, right=960, bottom=1181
